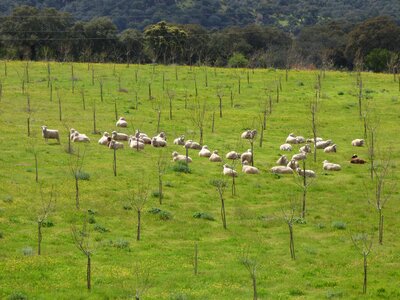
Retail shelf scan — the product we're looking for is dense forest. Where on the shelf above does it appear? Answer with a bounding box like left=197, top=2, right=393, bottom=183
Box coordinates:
left=0, top=5, right=399, bottom=71
left=1, top=0, right=399, bottom=32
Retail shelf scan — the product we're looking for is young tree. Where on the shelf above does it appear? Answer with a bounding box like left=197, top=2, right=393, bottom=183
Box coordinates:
left=157, top=151, right=168, bottom=205
left=191, top=97, right=206, bottom=145
left=240, top=251, right=259, bottom=300
left=37, top=185, right=56, bottom=255
left=294, top=160, right=316, bottom=219
left=132, top=262, right=152, bottom=300
left=71, top=215, right=93, bottom=290
left=310, top=97, right=319, bottom=163
left=128, top=185, right=149, bottom=241
left=351, top=230, right=374, bottom=294
left=280, top=198, right=297, bottom=260
left=212, top=179, right=227, bottom=229
left=69, top=147, right=86, bottom=209
left=166, top=89, right=175, bottom=120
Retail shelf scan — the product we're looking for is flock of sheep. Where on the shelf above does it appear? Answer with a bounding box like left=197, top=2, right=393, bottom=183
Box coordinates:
left=41, top=118, right=367, bottom=178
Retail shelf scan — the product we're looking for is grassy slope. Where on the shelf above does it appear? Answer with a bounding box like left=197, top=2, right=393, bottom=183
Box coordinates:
left=0, top=62, right=399, bottom=299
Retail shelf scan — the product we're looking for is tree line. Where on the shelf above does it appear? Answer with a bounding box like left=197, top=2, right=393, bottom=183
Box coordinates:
left=0, top=6, right=399, bottom=72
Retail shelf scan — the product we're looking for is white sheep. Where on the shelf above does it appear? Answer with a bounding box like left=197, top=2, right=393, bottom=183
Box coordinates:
left=41, top=125, right=60, bottom=143
left=135, top=130, right=151, bottom=144
left=271, top=166, right=294, bottom=174
left=287, top=159, right=299, bottom=170
left=226, top=151, right=240, bottom=160
left=172, top=151, right=192, bottom=163
left=276, top=155, right=289, bottom=166
left=323, top=160, right=341, bottom=171
left=184, top=140, right=202, bottom=150
left=352, top=139, right=364, bottom=147
left=116, top=117, right=128, bottom=127
left=241, top=129, right=257, bottom=139
left=296, top=167, right=316, bottom=178
left=316, top=140, right=332, bottom=149
left=296, top=136, right=306, bottom=143
left=129, top=137, right=145, bottom=150
left=98, top=132, right=110, bottom=145
left=286, top=133, right=298, bottom=144
left=306, top=137, right=323, bottom=143
left=324, top=144, right=337, bottom=153
left=109, top=140, right=124, bottom=150
left=299, top=144, right=312, bottom=153
left=280, top=143, right=292, bottom=151
left=199, top=145, right=212, bottom=157
left=242, top=161, right=259, bottom=174
left=240, top=149, right=252, bottom=163
left=151, top=137, right=167, bottom=147
left=209, top=150, right=222, bottom=162
left=223, top=164, right=238, bottom=177
left=69, top=128, right=76, bottom=140
left=72, top=131, right=90, bottom=143
left=173, top=135, right=185, bottom=145
left=291, top=152, right=307, bottom=161
left=112, top=131, right=129, bottom=141
left=156, top=131, right=167, bottom=141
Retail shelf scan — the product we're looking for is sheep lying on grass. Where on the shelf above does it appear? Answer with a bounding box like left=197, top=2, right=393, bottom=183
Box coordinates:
left=109, top=140, right=124, bottom=150
left=276, top=155, right=289, bottom=166
left=350, top=155, right=366, bottom=164
left=172, top=151, right=192, bottom=163
left=287, top=159, right=299, bottom=170
left=296, top=167, right=316, bottom=178
left=271, top=166, right=293, bottom=174
left=242, top=161, right=259, bottom=174
left=280, top=143, right=292, bottom=151
left=291, top=152, right=307, bottom=161
left=352, top=139, right=364, bottom=147
left=241, top=149, right=252, bottom=163
left=323, top=160, right=341, bottom=171
left=173, top=135, right=185, bottom=145
left=135, top=130, right=151, bottom=144
left=199, top=145, right=211, bottom=157
left=241, top=129, right=257, bottom=139
left=151, top=137, right=167, bottom=147
left=223, top=164, right=237, bottom=177
left=129, top=136, right=145, bottom=150
left=209, top=150, right=222, bottom=162
left=112, top=131, right=128, bottom=141
left=286, top=133, right=298, bottom=144
left=41, top=125, right=60, bottom=143
left=98, top=132, right=110, bottom=145
left=72, top=131, right=90, bottom=143
left=324, top=144, right=337, bottom=153
left=116, top=117, right=128, bottom=127
left=184, top=140, right=201, bottom=150
left=299, top=144, right=311, bottom=153
left=316, top=140, right=332, bottom=149
left=226, top=151, right=240, bottom=160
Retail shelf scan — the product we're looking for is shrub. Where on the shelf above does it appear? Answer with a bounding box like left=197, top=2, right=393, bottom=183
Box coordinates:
left=289, top=288, right=305, bottom=296
left=172, top=161, right=191, bottom=173
left=293, top=217, right=307, bottom=224
left=123, top=204, right=133, bottom=210
left=113, top=238, right=129, bottom=249
left=75, top=171, right=90, bottom=181
left=42, top=220, right=54, bottom=227
left=228, top=52, right=248, bottom=68
left=337, top=91, right=344, bottom=95
left=88, top=215, right=96, bottom=224
left=94, top=224, right=109, bottom=233
left=365, top=48, right=392, bottom=72
left=3, top=195, right=13, bottom=203
left=151, top=190, right=160, bottom=198
left=22, top=246, right=33, bottom=256
left=193, top=212, right=215, bottom=221
left=8, top=292, right=28, bottom=300
left=326, top=289, right=343, bottom=298
left=332, top=221, right=346, bottom=230
left=148, top=207, right=172, bottom=220
left=87, top=209, right=97, bottom=215
left=164, top=181, right=174, bottom=187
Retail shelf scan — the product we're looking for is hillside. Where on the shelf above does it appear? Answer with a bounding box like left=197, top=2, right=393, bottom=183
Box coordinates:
left=0, top=0, right=399, bottom=31
left=0, top=62, right=399, bottom=299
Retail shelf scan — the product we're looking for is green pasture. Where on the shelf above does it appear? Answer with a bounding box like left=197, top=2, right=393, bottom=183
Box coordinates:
left=0, top=61, right=399, bottom=299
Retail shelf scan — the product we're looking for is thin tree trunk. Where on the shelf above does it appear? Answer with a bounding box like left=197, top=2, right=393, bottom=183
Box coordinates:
left=232, top=176, right=236, bottom=196
left=363, top=253, right=367, bottom=294
left=75, top=177, right=79, bottom=209
left=27, top=117, right=30, bottom=136
left=221, top=197, right=226, bottom=229
left=194, top=242, right=198, bottom=275
left=34, top=153, right=38, bottom=183
left=87, top=255, right=91, bottom=290
left=219, top=96, right=222, bottom=118
left=250, top=140, right=254, bottom=166
left=93, top=100, right=97, bottom=134
left=379, top=210, right=383, bottom=245
left=158, top=174, right=163, bottom=205
left=211, top=111, right=215, bottom=133
left=137, top=210, right=141, bottom=241
left=252, top=276, right=257, bottom=300
left=289, top=224, right=295, bottom=260
left=113, top=147, right=117, bottom=177
left=37, top=221, right=42, bottom=255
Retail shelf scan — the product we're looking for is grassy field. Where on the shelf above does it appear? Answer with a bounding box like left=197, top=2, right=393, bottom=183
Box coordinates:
left=0, top=61, right=399, bottom=300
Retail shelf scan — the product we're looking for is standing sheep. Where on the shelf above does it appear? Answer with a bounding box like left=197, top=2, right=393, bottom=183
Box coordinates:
left=41, top=126, right=60, bottom=143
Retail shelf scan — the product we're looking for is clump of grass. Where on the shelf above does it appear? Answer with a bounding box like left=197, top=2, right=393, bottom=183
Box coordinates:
left=172, top=161, right=191, bottom=173
left=316, top=223, right=326, bottom=229
left=337, top=91, right=344, bottom=95
left=326, top=289, right=343, bottom=298
left=75, top=171, right=90, bottom=180
left=88, top=209, right=97, bottom=215
left=123, top=204, right=132, bottom=210
left=148, top=207, right=172, bottom=220
left=289, top=288, right=305, bottom=296
left=42, top=220, right=54, bottom=227
left=113, top=238, right=129, bottom=249
left=332, top=221, right=346, bottom=230
left=151, top=190, right=160, bottom=198
left=3, top=195, right=13, bottom=203
left=293, top=217, right=306, bottom=224
left=22, top=246, right=33, bottom=256
left=164, top=181, right=174, bottom=187
left=0, top=231, right=3, bottom=239
left=170, top=293, right=187, bottom=300
left=8, top=292, right=28, bottom=300
left=94, top=224, right=109, bottom=233
left=193, top=212, right=215, bottom=221
left=297, top=81, right=304, bottom=86
left=88, top=215, right=96, bottom=224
